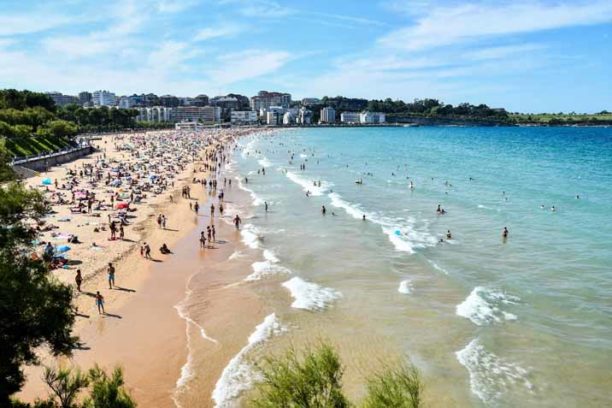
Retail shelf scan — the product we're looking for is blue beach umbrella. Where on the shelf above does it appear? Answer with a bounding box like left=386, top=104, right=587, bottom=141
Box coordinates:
left=42, top=178, right=52, bottom=185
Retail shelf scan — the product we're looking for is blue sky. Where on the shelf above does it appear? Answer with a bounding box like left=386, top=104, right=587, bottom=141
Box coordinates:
left=0, top=0, right=610, bottom=113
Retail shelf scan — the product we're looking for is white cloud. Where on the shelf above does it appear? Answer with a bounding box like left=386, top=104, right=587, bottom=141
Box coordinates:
left=156, top=0, right=199, bottom=13
left=194, top=23, right=246, bottom=41
left=379, top=1, right=612, bottom=50
left=217, top=0, right=294, bottom=18
left=209, top=49, right=293, bottom=84
left=0, top=14, right=74, bottom=36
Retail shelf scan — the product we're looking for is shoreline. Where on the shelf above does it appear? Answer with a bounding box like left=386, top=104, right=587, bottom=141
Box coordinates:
left=19, top=128, right=268, bottom=407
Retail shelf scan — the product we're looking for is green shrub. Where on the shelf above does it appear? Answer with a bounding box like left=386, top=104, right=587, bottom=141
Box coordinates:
left=251, top=342, right=422, bottom=408
left=252, top=343, right=349, bottom=408
left=362, top=363, right=422, bottom=408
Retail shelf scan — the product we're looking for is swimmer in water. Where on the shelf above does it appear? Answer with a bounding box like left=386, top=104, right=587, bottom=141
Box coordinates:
left=502, top=227, right=509, bottom=239
left=362, top=214, right=366, bottom=221
left=446, top=230, right=452, bottom=239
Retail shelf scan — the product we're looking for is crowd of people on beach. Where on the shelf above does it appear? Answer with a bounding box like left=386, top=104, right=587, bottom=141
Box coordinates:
left=28, top=128, right=258, bottom=319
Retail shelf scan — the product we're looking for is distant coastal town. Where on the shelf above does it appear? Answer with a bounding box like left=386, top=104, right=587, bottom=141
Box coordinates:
left=37, top=89, right=612, bottom=128
left=1, top=88, right=610, bottom=160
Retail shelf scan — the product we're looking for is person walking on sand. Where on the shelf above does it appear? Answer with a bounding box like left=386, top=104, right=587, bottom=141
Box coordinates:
left=144, top=243, right=152, bottom=259
left=95, top=291, right=105, bottom=314
left=219, top=203, right=224, bottom=216
left=119, top=224, right=124, bottom=240
left=210, top=204, right=215, bottom=217
left=200, top=231, right=206, bottom=248
left=212, top=225, right=216, bottom=242
left=162, top=214, right=167, bottom=229
left=194, top=202, right=199, bottom=214
left=75, top=269, right=83, bottom=292
left=107, top=263, right=115, bottom=289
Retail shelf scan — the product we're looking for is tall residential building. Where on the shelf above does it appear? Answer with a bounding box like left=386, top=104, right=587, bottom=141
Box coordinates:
left=297, top=108, right=312, bottom=125
left=78, top=91, right=92, bottom=106
left=230, top=110, right=258, bottom=125
left=118, top=96, right=133, bottom=109
left=250, top=90, right=291, bottom=111
left=211, top=95, right=242, bottom=121
left=174, top=106, right=220, bottom=123
left=340, top=112, right=361, bottom=123
left=265, top=106, right=285, bottom=125
left=136, top=107, right=173, bottom=122
left=92, top=90, right=117, bottom=107
left=46, top=92, right=78, bottom=107
left=320, top=107, right=336, bottom=124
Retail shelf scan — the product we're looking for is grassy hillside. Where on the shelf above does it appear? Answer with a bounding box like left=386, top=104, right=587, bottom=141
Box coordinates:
left=2, top=135, right=74, bottom=158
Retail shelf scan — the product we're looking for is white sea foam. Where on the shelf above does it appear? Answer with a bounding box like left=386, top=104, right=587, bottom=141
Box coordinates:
left=241, top=224, right=261, bottom=249
left=236, top=177, right=263, bottom=206
left=258, top=157, right=272, bottom=168
left=282, top=277, right=342, bottom=311
left=212, top=313, right=286, bottom=407
left=299, top=153, right=308, bottom=159
left=173, top=281, right=219, bottom=406
left=456, top=338, right=533, bottom=403
left=398, top=279, right=413, bottom=294
left=244, top=250, right=291, bottom=282
left=229, top=251, right=244, bottom=261
left=428, top=260, right=449, bottom=275
left=328, top=192, right=437, bottom=254
left=285, top=171, right=332, bottom=196
left=456, top=286, right=520, bottom=326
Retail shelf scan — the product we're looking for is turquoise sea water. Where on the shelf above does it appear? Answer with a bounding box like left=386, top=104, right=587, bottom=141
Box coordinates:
left=229, top=126, right=612, bottom=407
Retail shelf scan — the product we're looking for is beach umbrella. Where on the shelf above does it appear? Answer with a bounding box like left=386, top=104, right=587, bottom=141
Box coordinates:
left=42, top=178, right=52, bottom=185
left=56, top=245, right=71, bottom=253
left=116, top=202, right=129, bottom=209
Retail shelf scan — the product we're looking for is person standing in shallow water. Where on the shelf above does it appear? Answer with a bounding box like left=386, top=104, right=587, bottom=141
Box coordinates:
left=502, top=227, right=509, bottom=240
left=321, top=205, right=326, bottom=215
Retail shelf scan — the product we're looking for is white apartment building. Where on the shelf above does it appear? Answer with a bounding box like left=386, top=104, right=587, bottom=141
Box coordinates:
left=136, top=107, right=174, bottom=122
left=118, top=96, right=134, bottom=109
left=92, top=90, right=117, bottom=107
left=173, top=106, right=221, bottom=123
left=340, top=112, right=361, bottom=123
left=360, top=111, right=386, bottom=124
left=320, top=107, right=336, bottom=124
left=231, top=110, right=258, bottom=125
left=283, top=112, right=295, bottom=125
left=297, top=108, right=312, bottom=125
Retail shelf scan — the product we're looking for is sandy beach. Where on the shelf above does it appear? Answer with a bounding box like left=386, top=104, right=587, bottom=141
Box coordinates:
left=19, top=128, right=268, bottom=407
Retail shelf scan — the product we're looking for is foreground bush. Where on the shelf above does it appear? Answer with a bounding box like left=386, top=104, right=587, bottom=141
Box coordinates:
left=251, top=343, right=422, bottom=408
left=10, top=365, right=135, bottom=408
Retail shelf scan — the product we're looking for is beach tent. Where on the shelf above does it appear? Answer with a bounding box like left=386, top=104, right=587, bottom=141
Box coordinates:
left=116, top=202, right=129, bottom=209
left=42, top=178, right=52, bottom=185
left=56, top=245, right=71, bottom=253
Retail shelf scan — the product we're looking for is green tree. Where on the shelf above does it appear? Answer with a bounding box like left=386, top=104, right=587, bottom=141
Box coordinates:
left=84, top=366, right=136, bottom=408
left=0, top=138, right=15, bottom=181
left=43, top=367, right=89, bottom=408
left=0, top=183, right=77, bottom=404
